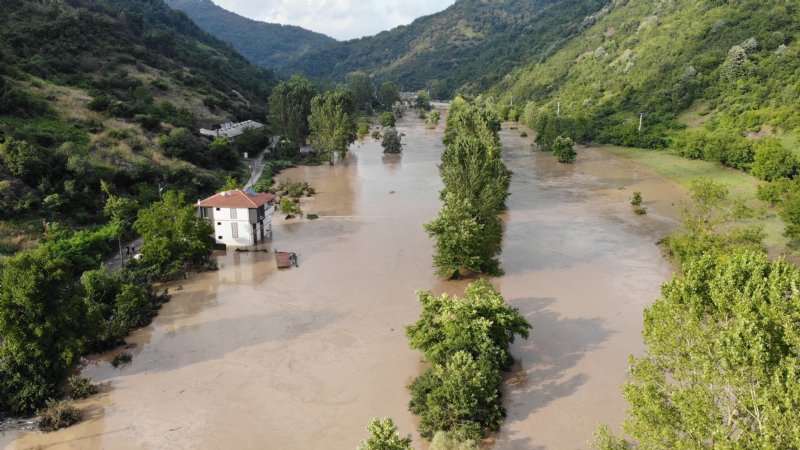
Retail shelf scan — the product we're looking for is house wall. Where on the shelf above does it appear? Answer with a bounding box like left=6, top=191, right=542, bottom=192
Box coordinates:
left=210, top=207, right=254, bottom=246
left=203, top=206, right=275, bottom=247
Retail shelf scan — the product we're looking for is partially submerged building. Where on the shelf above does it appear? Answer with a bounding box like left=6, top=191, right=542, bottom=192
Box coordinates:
left=197, top=189, right=275, bottom=247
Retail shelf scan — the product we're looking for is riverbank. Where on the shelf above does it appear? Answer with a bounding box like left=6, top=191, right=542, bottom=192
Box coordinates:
left=597, top=144, right=794, bottom=259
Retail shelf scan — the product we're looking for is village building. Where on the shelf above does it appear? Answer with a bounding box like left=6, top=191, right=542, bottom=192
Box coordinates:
left=200, top=120, right=266, bottom=142
left=197, top=189, right=276, bottom=247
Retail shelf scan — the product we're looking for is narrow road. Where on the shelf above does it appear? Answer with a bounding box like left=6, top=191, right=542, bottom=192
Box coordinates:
left=105, top=236, right=144, bottom=270
left=244, top=136, right=280, bottom=189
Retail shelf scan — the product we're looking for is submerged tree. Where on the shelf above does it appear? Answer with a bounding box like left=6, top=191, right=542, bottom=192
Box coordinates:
left=381, top=127, right=402, bottom=154
left=357, top=417, right=413, bottom=450
left=308, top=88, right=357, bottom=164
left=377, top=81, right=401, bottom=111
left=552, top=135, right=576, bottom=163
left=268, top=75, right=316, bottom=150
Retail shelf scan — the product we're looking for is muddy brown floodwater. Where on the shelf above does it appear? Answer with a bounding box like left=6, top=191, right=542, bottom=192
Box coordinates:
left=4, top=113, right=684, bottom=450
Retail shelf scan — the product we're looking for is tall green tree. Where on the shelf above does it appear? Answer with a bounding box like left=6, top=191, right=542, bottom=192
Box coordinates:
left=0, top=247, right=95, bottom=413
left=133, top=191, right=213, bottom=278
left=415, top=90, right=431, bottom=111
left=377, top=81, right=401, bottom=111
left=439, top=136, right=510, bottom=214
left=347, top=71, right=374, bottom=112
left=268, top=75, right=316, bottom=150
left=308, top=89, right=357, bottom=164
left=443, top=100, right=501, bottom=155
left=357, top=417, right=413, bottom=450
left=594, top=250, right=800, bottom=449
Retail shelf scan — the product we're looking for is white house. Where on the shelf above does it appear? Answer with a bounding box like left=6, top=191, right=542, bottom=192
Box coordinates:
left=197, top=189, right=276, bottom=247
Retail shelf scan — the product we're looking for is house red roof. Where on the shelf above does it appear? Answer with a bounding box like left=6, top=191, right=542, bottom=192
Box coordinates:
left=197, top=190, right=276, bottom=209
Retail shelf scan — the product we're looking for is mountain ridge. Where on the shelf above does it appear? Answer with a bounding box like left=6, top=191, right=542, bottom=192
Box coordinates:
left=165, top=0, right=337, bottom=69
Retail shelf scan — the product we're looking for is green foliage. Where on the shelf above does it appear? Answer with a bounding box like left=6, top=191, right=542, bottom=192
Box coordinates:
left=66, top=376, right=97, bottom=400
left=407, top=280, right=531, bottom=370
left=357, top=123, right=370, bottom=139
left=444, top=98, right=501, bottom=155
left=309, top=88, right=357, bottom=164
left=430, top=431, right=479, bottom=450
left=778, top=186, right=800, bottom=240
left=415, top=91, right=431, bottom=111
left=406, top=280, right=531, bottom=441
left=133, top=191, right=213, bottom=279
left=605, top=251, right=800, bottom=449
left=751, top=137, right=797, bottom=181
left=664, top=177, right=764, bottom=264
left=0, top=247, right=93, bottom=413
left=631, top=192, right=643, bottom=206
left=377, top=82, right=401, bottom=111
left=279, top=198, right=303, bottom=219
left=114, top=284, right=156, bottom=330
left=37, top=399, right=80, bottom=432
left=348, top=71, right=374, bottom=112
left=269, top=75, right=316, bottom=150
left=633, top=206, right=647, bottom=215
left=552, top=135, right=577, bottom=163
left=493, top=0, right=800, bottom=157
left=164, top=0, right=334, bottom=69
left=380, top=112, right=396, bottom=128
left=252, top=160, right=295, bottom=193
left=381, top=127, right=402, bottom=154
left=357, top=417, right=413, bottom=450
left=274, top=180, right=314, bottom=198
left=428, top=101, right=510, bottom=278
left=426, top=110, right=441, bottom=129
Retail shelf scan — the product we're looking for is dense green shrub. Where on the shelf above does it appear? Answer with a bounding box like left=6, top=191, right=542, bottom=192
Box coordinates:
left=381, top=127, right=402, bottom=154
left=380, top=111, right=396, bottom=128
left=751, top=137, right=797, bottom=181
left=66, top=376, right=97, bottom=400
left=553, top=135, right=576, bottom=163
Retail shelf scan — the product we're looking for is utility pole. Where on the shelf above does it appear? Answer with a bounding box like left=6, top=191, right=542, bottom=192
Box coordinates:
left=639, top=113, right=644, bottom=132
left=510, top=95, right=514, bottom=107
left=557, top=101, right=561, bottom=116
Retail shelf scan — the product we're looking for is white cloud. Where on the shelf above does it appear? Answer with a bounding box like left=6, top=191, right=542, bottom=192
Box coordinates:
left=213, top=0, right=456, bottom=40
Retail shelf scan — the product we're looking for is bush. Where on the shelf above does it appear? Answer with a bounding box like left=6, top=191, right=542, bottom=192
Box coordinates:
left=553, top=136, right=576, bottom=163
left=381, top=111, right=396, bottom=128
left=751, top=137, right=797, bottom=181
left=634, top=206, right=647, bottom=215
left=357, top=123, right=370, bottom=139
left=67, top=375, right=97, bottom=399
left=631, top=192, right=643, bottom=206
left=279, top=198, right=303, bottom=218
left=111, top=351, right=132, bottom=368
left=371, top=130, right=381, bottom=140
left=382, top=127, right=402, bottom=154
left=37, top=400, right=80, bottom=432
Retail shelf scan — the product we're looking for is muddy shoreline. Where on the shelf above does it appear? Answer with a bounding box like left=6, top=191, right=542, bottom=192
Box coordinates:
left=3, top=115, right=682, bottom=449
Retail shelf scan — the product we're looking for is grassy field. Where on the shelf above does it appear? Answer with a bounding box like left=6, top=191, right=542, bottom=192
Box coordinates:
left=598, top=145, right=795, bottom=258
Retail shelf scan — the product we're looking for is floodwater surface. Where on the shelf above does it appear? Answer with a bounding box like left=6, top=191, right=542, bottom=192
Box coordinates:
left=4, top=114, right=682, bottom=449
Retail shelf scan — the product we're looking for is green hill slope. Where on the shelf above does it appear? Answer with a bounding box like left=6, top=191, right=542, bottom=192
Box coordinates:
left=165, top=0, right=336, bottom=69
left=490, top=0, right=800, bottom=148
left=281, top=0, right=611, bottom=98
left=0, top=0, right=276, bottom=256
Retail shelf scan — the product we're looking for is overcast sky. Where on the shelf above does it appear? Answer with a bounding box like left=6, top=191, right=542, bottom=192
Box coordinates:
left=213, top=0, right=457, bottom=40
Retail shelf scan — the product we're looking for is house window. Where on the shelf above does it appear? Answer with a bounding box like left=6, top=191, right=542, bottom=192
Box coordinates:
left=217, top=222, right=221, bottom=226
left=216, top=208, right=220, bottom=211
left=230, top=208, right=237, bottom=219
left=218, top=236, right=223, bottom=240
left=231, top=222, right=239, bottom=238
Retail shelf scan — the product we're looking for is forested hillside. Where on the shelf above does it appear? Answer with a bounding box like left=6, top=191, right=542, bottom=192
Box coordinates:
left=490, top=0, right=800, bottom=149
left=165, top=0, right=336, bottom=69
left=0, top=0, right=275, bottom=258
left=282, top=0, right=611, bottom=98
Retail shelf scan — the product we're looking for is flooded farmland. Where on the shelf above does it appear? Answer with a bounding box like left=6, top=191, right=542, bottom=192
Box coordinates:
left=4, top=112, right=683, bottom=449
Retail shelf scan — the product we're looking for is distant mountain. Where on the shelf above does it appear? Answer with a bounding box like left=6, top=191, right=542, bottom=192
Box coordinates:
left=489, top=0, right=800, bottom=147
left=165, top=0, right=336, bottom=69
left=280, top=0, right=611, bottom=98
